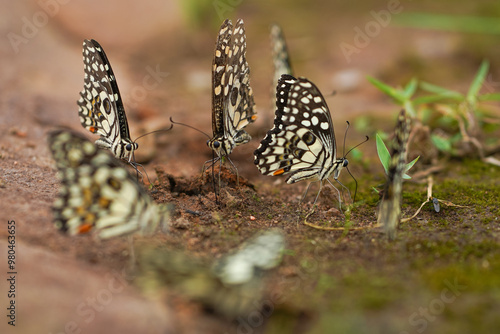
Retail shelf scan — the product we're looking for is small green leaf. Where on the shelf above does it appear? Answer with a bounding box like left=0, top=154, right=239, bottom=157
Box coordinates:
left=478, top=92, right=500, bottom=101
left=402, top=156, right=420, bottom=179
left=403, top=78, right=418, bottom=99
left=467, top=60, right=489, bottom=104
left=405, top=156, right=419, bottom=172
left=420, top=81, right=464, bottom=99
left=413, top=93, right=464, bottom=105
left=431, top=134, right=452, bottom=152
left=367, top=76, right=405, bottom=103
left=376, top=133, right=391, bottom=174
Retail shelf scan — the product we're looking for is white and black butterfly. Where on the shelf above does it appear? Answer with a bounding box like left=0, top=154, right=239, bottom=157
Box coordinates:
left=254, top=74, right=350, bottom=205
left=48, top=130, right=170, bottom=239
left=77, top=39, right=138, bottom=162
left=270, top=23, right=293, bottom=90
left=377, top=109, right=410, bottom=240
left=136, top=229, right=284, bottom=318
left=205, top=19, right=257, bottom=183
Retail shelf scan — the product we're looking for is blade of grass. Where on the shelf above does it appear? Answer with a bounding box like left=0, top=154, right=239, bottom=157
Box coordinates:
left=467, top=60, right=489, bottom=104
left=420, top=81, right=463, bottom=99
left=368, top=76, right=405, bottom=103
left=413, top=93, right=464, bottom=105
left=402, top=156, right=420, bottom=179
left=479, top=93, right=500, bottom=101
left=403, top=78, right=418, bottom=99
left=376, top=133, right=391, bottom=174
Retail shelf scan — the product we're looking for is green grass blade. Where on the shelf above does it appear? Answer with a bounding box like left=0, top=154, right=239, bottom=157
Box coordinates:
left=467, top=60, right=489, bottom=104
left=402, top=156, right=420, bottom=179
left=376, top=133, right=391, bottom=174
left=420, top=81, right=464, bottom=99
left=478, top=93, right=500, bottom=101
left=413, top=93, right=464, bottom=105
left=368, top=76, right=404, bottom=103
left=403, top=78, right=418, bottom=99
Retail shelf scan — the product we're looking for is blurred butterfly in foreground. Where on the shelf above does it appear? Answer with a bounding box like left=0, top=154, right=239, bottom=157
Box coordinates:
left=48, top=130, right=170, bottom=239
left=254, top=74, right=367, bottom=208
left=77, top=39, right=139, bottom=163
left=377, top=109, right=410, bottom=240
left=205, top=18, right=257, bottom=192
left=136, top=229, right=284, bottom=318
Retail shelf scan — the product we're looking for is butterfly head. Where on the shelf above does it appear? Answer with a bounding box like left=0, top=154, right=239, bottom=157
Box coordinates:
left=123, top=141, right=139, bottom=162
left=125, top=142, right=138, bottom=153
left=333, top=158, right=349, bottom=180
left=207, top=136, right=232, bottom=158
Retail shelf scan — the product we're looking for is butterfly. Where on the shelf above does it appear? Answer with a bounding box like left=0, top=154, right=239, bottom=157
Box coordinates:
left=377, top=109, right=410, bottom=240
left=48, top=130, right=170, bottom=239
left=136, top=229, right=284, bottom=318
left=254, top=74, right=350, bottom=206
left=77, top=39, right=138, bottom=163
left=205, top=19, right=257, bottom=186
left=270, top=23, right=293, bottom=90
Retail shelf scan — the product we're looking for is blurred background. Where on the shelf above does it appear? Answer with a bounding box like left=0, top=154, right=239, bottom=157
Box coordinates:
left=2, top=0, right=499, bottom=169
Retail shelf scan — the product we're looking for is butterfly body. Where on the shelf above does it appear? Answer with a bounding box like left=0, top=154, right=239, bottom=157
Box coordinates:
left=49, top=130, right=169, bottom=239
left=255, top=74, right=347, bottom=187
left=77, top=39, right=138, bottom=162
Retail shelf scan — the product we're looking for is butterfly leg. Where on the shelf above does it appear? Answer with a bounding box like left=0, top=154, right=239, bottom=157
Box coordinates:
left=326, top=178, right=346, bottom=213
left=129, top=161, right=153, bottom=186
left=202, top=157, right=219, bottom=182
left=296, top=180, right=319, bottom=224
left=225, top=156, right=240, bottom=187
left=299, top=180, right=319, bottom=205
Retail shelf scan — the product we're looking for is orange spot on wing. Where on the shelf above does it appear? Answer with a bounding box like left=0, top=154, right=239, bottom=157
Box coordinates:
left=273, top=169, right=285, bottom=176
left=78, top=223, right=93, bottom=234
left=251, top=115, right=258, bottom=121
left=89, top=126, right=98, bottom=133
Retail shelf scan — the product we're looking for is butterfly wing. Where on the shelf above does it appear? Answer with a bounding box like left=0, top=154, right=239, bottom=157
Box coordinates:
left=270, top=23, right=293, bottom=89
left=77, top=39, right=135, bottom=160
left=210, top=19, right=256, bottom=156
left=136, top=230, right=284, bottom=318
left=224, top=19, right=256, bottom=142
left=212, top=19, right=233, bottom=140
left=255, top=75, right=339, bottom=184
left=212, top=229, right=284, bottom=285
left=49, top=130, right=168, bottom=239
left=377, top=109, right=410, bottom=240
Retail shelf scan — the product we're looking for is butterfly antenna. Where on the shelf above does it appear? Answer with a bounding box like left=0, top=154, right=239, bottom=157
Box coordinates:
left=344, top=135, right=370, bottom=158
left=170, top=117, right=211, bottom=140
left=133, top=124, right=174, bottom=143
left=342, top=121, right=350, bottom=157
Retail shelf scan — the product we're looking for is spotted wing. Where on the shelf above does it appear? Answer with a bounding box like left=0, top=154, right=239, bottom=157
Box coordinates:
left=270, top=23, right=293, bottom=89
left=48, top=130, right=168, bottom=239
left=377, top=110, right=410, bottom=240
left=77, top=39, right=134, bottom=160
left=211, top=19, right=256, bottom=151
left=254, top=74, right=338, bottom=184
left=136, top=230, right=284, bottom=318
